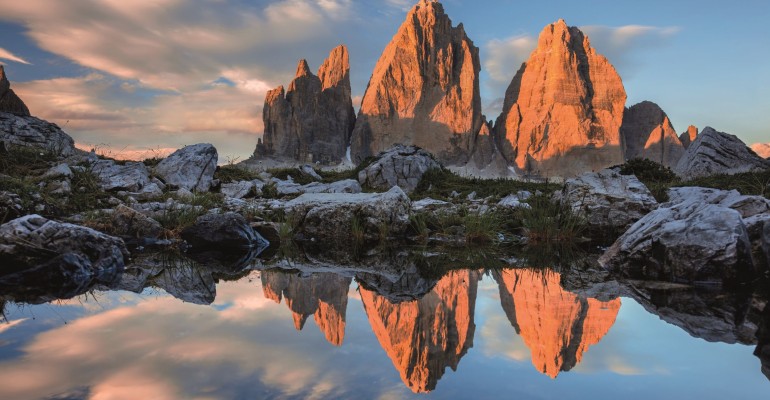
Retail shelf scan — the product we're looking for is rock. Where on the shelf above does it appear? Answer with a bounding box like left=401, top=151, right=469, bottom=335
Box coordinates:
left=43, top=163, right=74, bottom=179
left=357, top=145, right=442, bottom=193
left=48, top=180, right=71, bottom=195
left=130, top=182, right=164, bottom=201
left=91, top=160, right=151, bottom=192
left=562, top=169, right=658, bottom=232
left=495, top=19, right=626, bottom=178
left=751, top=143, right=770, bottom=159
left=679, top=125, right=699, bottom=149
left=0, top=191, right=24, bottom=223
left=498, top=191, right=533, bottom=209
left=286, top=186, right=412, bottom=243
left=350, top=0, right=483, bottom=165
left=181, top=212, right=268, bottom=250
left=0, top=113, right=76, bottom=156
left=620, top=101, right=685, bottom=167
left=155, top=143, right=218, bottom=192
left=674, top=127, right=770, bottom=180
left=274, top=179, right=362, bottom=196
left=259, top=45, right=355, bottom=164
left=175, top=188, right=195, bottom=200
left=599, top=200, right=756, bottom=286
left=221, top=181, right=254, bottom=199
left=110, top=205, right=165, bottom=240
left=299, top=164, right=322, bottom=181
left=0, top=66, right=30, bottom=116
left=412, top=198, right=451, bottom=212
left=0, top=215, right=129, bottom=281
left=667, top=187, right=770, bottom=218
left=764, top=220, right=770, bottom=268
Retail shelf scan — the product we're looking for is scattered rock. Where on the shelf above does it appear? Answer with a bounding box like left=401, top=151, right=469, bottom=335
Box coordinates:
left=0, top=191, right=24, bottom=222
left=110, top=205, right=165, bottom=240
left=181, top=212, right=268, bottom=250
left=48, top=180, right=71, bottom=195
left=286, top=186, right=412, bottom=243
left=599, top=200, right=755, bottom=286
left=91, top=160, right=151, bottom=192
left=43, top=163, right=74, bottom=180
left=674, top=127, right=770, bottom=180
left=221, top=181, right=254, bottom=199
left=274, top=178, right=361, bottom=196
left=412, top=198, right=452, bottom=212
left=350, top=0, right=483, bottom=165
left=0, top=113, right=76, bottom=156
left=497, top=191, right=532, bottom=209
left=562, top=169, right=658, bottom=232
left=495, top=19, right=626, bottom=177
left=357, top=145, right=442, bottom=193
left=620, top=101, right=685, bottom=167
left=0, top=215, right=129, bottom=281
left=299, top=164, right=322, bottom=181
left=155, top=143, right=218, bottom=192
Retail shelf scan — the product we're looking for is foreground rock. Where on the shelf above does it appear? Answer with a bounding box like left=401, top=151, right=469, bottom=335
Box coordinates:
left=286, top=186, right=411, bottom=243
left=0, top=113, right=76, bottom=156
left=91, top=160, right=152, bottom=192
left=110, top=205, right=165, bottom=241
left=350, top=0, right=483, bottom=165
left=620, top=101, right=685, bottom=167
left=181, top=212, right=268, bottom=250
left=274, top=178, right=362, bottom=197
left=561, top=169, right=658, bottom=233
left=0, top=215, right=128, bottom=298
left=599, top=197, right=756, bottom=286
left=765, top=221, right=770, bottom=268
left=495, top=19, right=626, bottom=177
left=674, top=127, right=770, bottom=180
left=258, top=45, right=355, bottom=164
left=357, top=145, right=442, bottom=193
left=155, top=143, right=218, bottom=192
left=0, top=66, right=30, bottom=116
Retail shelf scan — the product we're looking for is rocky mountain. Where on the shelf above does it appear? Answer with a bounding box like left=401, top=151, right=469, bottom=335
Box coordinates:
left=257, top=45, right=355, bottom=164
left=620, top=101, right=685, bottom=167
left=360, top=270, right=480, bottom=393
left=674, top=127, right=770, bottom=180
left=751, top=143, right=770, bottom=159
left=494, top=19, right=627, bottom=178
left=261, top=270, right=352, bottom=346
left=350, top=0, right=483, bottom=166
left=0, top=66, right=30, bottom=116
left=493, top=269, right=620, bottom=378
left=680, top=125, right=699, bottom=149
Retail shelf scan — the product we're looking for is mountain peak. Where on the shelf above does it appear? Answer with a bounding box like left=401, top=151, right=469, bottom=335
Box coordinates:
left=0, top=65, right=31, bottom=116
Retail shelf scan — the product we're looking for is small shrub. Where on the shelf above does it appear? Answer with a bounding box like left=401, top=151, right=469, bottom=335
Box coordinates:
left=518, top=194, right=586, bottom=243
left=351, top=214, right=366, bottom=245
left=408, top=213, right=431, bottom=243
left=462, top=211, right=503, bottom=245
left=616, top=158, right=679, bottom=202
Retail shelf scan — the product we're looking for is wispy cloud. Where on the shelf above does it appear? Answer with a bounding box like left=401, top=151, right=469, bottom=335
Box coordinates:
left=0, top=47, right=31, bottom=64
left=484, top=35, right=537, bottom=86
left=581, top=25, right=681, bottom=74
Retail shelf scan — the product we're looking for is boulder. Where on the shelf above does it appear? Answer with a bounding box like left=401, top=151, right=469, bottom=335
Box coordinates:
left=181, top=212, right=268, bottom=250
left=561, top=169, right=658, bottom=232
left=221, top=181, right=254, bottom=199
left=495, top=19, right=626, bottom=178
left=0, top=215, right=129, bottom=280
left=620, top=101, right=685, bottom=168
left=274, top=179, right=362, bottom=196
left=0, top=66, right=30, bottom=116
left=110, top=205, right=165, bottom=240
left=155, top=143, right=218, bottom=192
left=259, top=45, right=355, bottom=164
left=0, top=113, right=76, bottom=156
left=286, top=186, right=411, bottom=243
left=357, top=145, right=442, bottom=193
left=599, top=200, right=755, bottom=286
left=674, top=127, right=770, bottom=180
left=497, top=191, right=533, bottom=209
left=43, top=163, right=74, bottom=179
left=91, top=160, right=151, bottom=192
left=350, top=0, right=483, bottom=165
left=667, top=187, right=770, bottom=218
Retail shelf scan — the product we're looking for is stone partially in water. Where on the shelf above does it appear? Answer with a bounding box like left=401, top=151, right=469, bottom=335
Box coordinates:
left=181, top=212, right=268, bottom=250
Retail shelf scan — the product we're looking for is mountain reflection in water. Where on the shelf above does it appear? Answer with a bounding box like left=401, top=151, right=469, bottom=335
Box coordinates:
left=0, top=249, right=768, bottom=399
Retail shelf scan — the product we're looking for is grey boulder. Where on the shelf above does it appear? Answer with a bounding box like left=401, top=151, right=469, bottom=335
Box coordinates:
left=91, top=160, right=151, bottom=192
left=357, top=145, right=441, bottom=193
left=674, top=127, right=770, bottom=180
left=181, top=212, right=268, bottom=250
left=155, top=143, right=218, bottom=192
left=0, top=112, right=76, bottom=156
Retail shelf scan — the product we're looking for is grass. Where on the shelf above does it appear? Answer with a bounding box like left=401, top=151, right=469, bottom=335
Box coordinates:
left=154, top=192, right=224, bottom=234
left=411, top=167, right=559, bottom=202
left=215, top=165, right=261, bottom=184
left=517, top=194, right=586, bottom=243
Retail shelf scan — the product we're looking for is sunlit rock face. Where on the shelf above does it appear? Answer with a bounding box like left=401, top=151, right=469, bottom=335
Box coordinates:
left=495, top=19, right=626, bottom=178
left=359, top=270, right=480, bottom=393
left=260, top=270, right=352, bottom=346
left=751, top=143, right=770, bottom=159
left=621, top=101, right=685, bottom=167
left=679, top=125, right=699, bottom=149
left=350, top=0, right=483, bottom=165
left=493, top=269, right=620, bottom=378
left=260, top=45, right=355, bottom=164
left=0, top=66, right=30, bottom=116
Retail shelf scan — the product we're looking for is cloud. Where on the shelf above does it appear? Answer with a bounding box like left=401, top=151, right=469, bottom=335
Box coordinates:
left=484, top=35, right=537, bottom=86
left=0, top=47, right=31, bottom=64
left=580, top=25, right=681, bottom=75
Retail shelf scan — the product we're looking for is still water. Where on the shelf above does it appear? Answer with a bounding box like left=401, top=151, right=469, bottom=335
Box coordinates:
left=0, top=254, right=768, bottom=399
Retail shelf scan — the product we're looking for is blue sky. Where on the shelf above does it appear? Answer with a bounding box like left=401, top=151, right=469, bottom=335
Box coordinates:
left=0, top=0, right=767, bottom=160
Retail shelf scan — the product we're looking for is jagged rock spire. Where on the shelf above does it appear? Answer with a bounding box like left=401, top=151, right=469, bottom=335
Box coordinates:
left=0, top=66, right=31, bottom=116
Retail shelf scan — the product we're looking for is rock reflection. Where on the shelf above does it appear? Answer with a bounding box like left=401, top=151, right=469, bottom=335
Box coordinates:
left=493, top=269, right=621, bottom=378
left=261, top=270, right=352, bottom=346
left=359, top=270, right=480, bottom=393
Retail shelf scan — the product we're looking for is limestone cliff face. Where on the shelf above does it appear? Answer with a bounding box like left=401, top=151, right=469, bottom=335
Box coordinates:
left=621, top=101, right=685, bottom=167
left=261, top=270, right=352, bottom=346
left=0, top=66, right=30, bottom=116
left=350, top=0, right=483, bottom=165
left=680, top=125, right=699, bottom=149
left=259, top=45, right=355, bottom=164
left=751, top=143, right=770, bottom=159
left=493, top=269, right=620, bottom=378
left=495, top=20, right=626, bottom=178
left=360, top=270, right=480, bottom=393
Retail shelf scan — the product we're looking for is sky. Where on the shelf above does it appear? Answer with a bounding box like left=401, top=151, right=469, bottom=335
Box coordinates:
left=0, top=0, right=768, bottom=162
